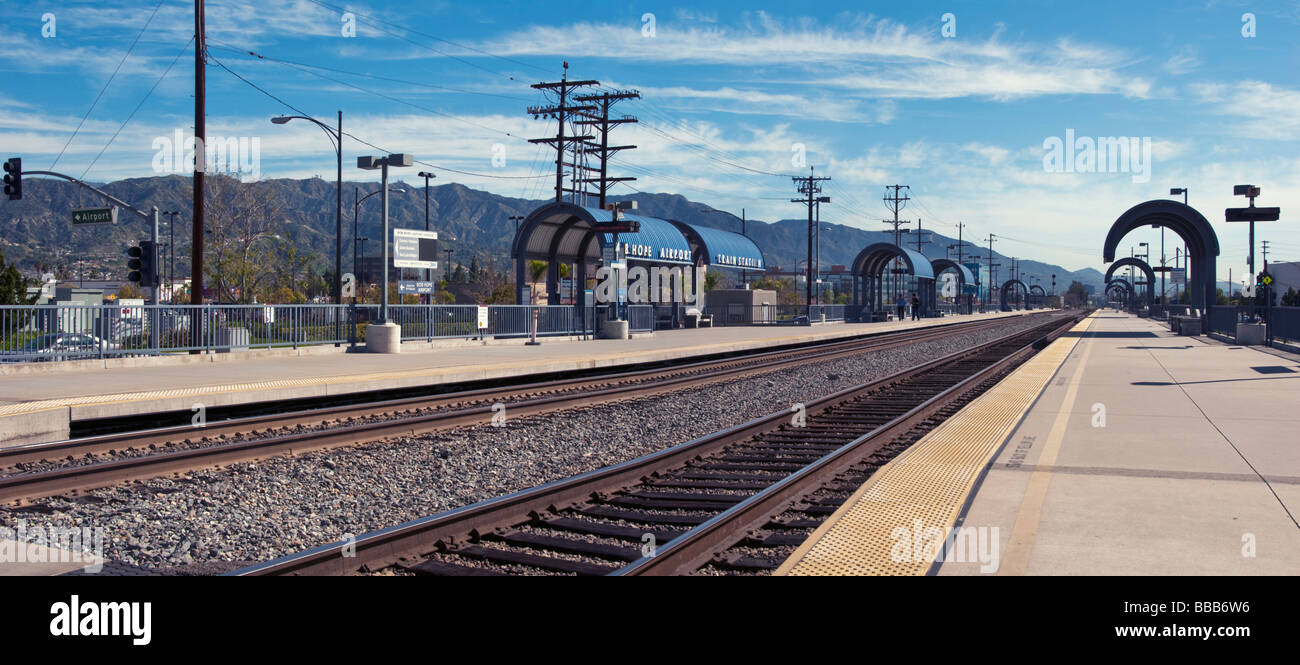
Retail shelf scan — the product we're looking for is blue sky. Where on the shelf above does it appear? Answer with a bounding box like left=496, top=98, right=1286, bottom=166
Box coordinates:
left=1, top=0, right=1298, bottom=278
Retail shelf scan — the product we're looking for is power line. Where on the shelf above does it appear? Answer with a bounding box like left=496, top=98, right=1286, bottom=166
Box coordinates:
left=206, top=40, right=530, bottom=102
left=50, top=0, right=168, bottom=169
left=80, top=36, right=195, bottom=181
left=208, top=54, right=547, bottom=181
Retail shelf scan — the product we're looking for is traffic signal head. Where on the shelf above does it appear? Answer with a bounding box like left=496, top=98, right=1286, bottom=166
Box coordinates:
left=2, top=157, right=20, bottom=201
left=127, top=244, right=143, bottom=284
left=140, top=240, right=159, bottom=287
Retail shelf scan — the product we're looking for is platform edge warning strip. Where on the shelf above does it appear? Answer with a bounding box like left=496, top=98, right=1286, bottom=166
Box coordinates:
left=774, top=313, right=1097, bottom=576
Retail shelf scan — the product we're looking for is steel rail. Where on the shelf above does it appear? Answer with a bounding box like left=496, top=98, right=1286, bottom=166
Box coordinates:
left=0, top=316, right=1038, bottom=505
left=229, top=313, right=1077, bottom=576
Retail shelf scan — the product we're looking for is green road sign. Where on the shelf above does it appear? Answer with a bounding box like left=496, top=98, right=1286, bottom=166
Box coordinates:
left=72, top=206, right=118, bottom=225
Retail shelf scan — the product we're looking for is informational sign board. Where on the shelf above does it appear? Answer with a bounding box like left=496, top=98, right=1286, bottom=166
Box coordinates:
left=72, top=206, right=118, bottom=225
left=1170, top=268, right=1186, bottom=284
left=263, top=305, right=275, bottom=324
left=397, top=281, right=434, bottom=295
left=393, top=229, right=439, bottom=269
left=477, top=305, right=489, bottom=330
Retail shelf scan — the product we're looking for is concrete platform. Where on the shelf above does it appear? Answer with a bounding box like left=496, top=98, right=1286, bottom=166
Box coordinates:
left=778, top=312, right=1300, bottom=575
left=0, top=311, right=1031, bottom=446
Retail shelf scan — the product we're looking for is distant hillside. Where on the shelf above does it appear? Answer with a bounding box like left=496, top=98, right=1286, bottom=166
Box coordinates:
left=0, top=175, right=1104, bottom=293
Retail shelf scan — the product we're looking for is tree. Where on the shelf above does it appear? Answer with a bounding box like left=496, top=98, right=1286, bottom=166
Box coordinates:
left=0, top=249, right=34, bottom=305
left=200, top=176, right=289, bottom=303
left=528, top=260, right=547, bottom=283
left=1063, top=280, right=1089, bottom=308
left=704, top=270, right=724, bottom=291
left=117, top=283, right=142, bottom=299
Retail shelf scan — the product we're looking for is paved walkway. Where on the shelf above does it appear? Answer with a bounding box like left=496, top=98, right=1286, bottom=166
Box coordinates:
left=779, top=312, right=1300, bottom=575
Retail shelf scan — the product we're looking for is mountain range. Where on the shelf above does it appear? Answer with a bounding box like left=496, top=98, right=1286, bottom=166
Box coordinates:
left=0, top=175, right=1107, bottom=293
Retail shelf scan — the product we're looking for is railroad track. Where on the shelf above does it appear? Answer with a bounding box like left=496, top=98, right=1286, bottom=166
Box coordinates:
left=0, top=314, right=1044, bottom=506
left=231, top=311, right=1083, bottom=576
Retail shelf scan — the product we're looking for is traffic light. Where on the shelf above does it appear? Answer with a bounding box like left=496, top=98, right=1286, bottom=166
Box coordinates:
left=127, top=244, right=143, bottom=284
left=140, top=240, right=159, bottom=287
left=2, top=157, right=19, bottom=201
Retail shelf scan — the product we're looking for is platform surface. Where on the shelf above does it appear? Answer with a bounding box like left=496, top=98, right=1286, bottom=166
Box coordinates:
left=0, top=311, right=1027, bottom=438
left=778, top=312, right=1300, bottom=576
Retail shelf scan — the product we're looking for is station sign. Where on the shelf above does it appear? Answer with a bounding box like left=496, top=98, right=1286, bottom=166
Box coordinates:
left=398, top=280, right=434, bottom=295
left=72, top=206, right=118, bottom=226
left=1224, top=207, right=1280, bottom=223
left=393, top=229, right=439, bottom=269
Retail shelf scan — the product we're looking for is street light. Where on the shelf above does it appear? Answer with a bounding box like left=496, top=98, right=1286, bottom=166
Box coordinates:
left=356, top=154, right=413, bottom=323
left=417, top=171, right=436, bottom=304
left=270, top=113, right=343, bottom=306
left=353, top=185, right=405, bottom=300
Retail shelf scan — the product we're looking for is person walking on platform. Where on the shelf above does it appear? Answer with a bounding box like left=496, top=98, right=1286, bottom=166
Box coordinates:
left=896, top=294, right=906, bottom=321
left=911, top=293, right=921, bottom=321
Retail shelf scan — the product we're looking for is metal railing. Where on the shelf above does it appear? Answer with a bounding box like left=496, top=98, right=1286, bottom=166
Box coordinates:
left=1267, top=306, right=1299, bottom=344
left=0, top=303, right=657, bottom=363
left=1208, top=306, right=1241, bottom=337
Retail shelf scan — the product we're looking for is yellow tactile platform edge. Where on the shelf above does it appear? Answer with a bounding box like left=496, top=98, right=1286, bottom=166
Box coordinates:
left=774, top=313, right=1097, bottom=576
left=0, top=312, right=1029, bottom=419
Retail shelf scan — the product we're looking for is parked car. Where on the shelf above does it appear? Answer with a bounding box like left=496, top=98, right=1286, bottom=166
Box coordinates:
left=1, top=333, right=120, bottom=362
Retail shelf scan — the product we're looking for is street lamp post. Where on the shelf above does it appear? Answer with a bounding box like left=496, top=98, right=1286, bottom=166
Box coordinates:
left=271, top=113, right=343, bottom=302
left=418, top=171, right=436, bottom=304
left=356, top=154, right=413, bottom=324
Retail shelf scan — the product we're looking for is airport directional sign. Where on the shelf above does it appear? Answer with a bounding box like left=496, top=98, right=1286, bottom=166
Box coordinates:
left=72, top=206, right=118, bottom=225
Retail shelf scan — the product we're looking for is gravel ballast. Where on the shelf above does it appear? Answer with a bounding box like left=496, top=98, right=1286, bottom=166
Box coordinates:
left=0, top=314, right=1058, bottom=571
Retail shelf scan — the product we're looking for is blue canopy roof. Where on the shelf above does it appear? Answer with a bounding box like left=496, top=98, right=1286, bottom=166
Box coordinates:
left=851, top=243, right=936, bottom=280
left=588, top=208, right=695, bottom=265
left=669, top=221, right=765, bottom=271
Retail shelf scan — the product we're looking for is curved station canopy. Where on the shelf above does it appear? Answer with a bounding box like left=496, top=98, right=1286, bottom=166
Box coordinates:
left=1103, top=257, right=1157, bottom=307
left=1104, top=200, right=1219, bottom=315
left=850, top=243, right=937, bottom=316
left=513, top=202, right=765, bottom=305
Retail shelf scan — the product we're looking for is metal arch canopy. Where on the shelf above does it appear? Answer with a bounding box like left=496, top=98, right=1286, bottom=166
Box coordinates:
left=1103, top=200, right=1219, bottom=312
left=1000, top=278, right=1029, bottom=311
left=513, top=202, right=696, bottom=305
left=1029, top=284, right=1046, bottom=295
left=513, top=202, right=694, bottom=266
left=667, top=220, right=765, bottom=270
left=851, top=242, right=936, bottom=280
left=929, top=258, right=974, bottom=286
left=1103, top=256, right=1157, bottom=307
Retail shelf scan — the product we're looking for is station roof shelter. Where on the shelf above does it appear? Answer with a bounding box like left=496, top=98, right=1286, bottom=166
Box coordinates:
left=513, top=202, right=764, bottom=306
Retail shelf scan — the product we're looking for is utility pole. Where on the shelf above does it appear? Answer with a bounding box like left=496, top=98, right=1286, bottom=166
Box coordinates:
left=191, top=0, right=206, bottom=343
left=986, top=233, right=998, bottom=308
left=527, top=62, right=598, bottom=203
left=914, top=217, right=931, bottom=254
left=881, top=184, right=911, bottom=302
left=792, top=168, right=831, bottom=318
left=573, top=89, right=640, bottom=209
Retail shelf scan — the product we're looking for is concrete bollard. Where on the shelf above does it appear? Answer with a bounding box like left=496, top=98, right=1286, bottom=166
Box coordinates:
left=365, top=321, right=402, bottom=353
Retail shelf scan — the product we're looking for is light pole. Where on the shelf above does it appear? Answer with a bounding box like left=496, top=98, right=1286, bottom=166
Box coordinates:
left=353, top=185, right=404, bottom=298
left=271, top=113, right=342, bottom=304
left=356, top=154, right=413, bottom=323
left=162, top=210, right=180, bottom=301
left=418, top=171, right=436, bottom=303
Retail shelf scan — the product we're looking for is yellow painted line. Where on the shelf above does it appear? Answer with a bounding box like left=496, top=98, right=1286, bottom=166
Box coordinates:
left=0, top=312, right=1027, bottom=419
left=998, top=317, right=1097, bottom=575
left=775, top=313, right=1096, bottom=576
